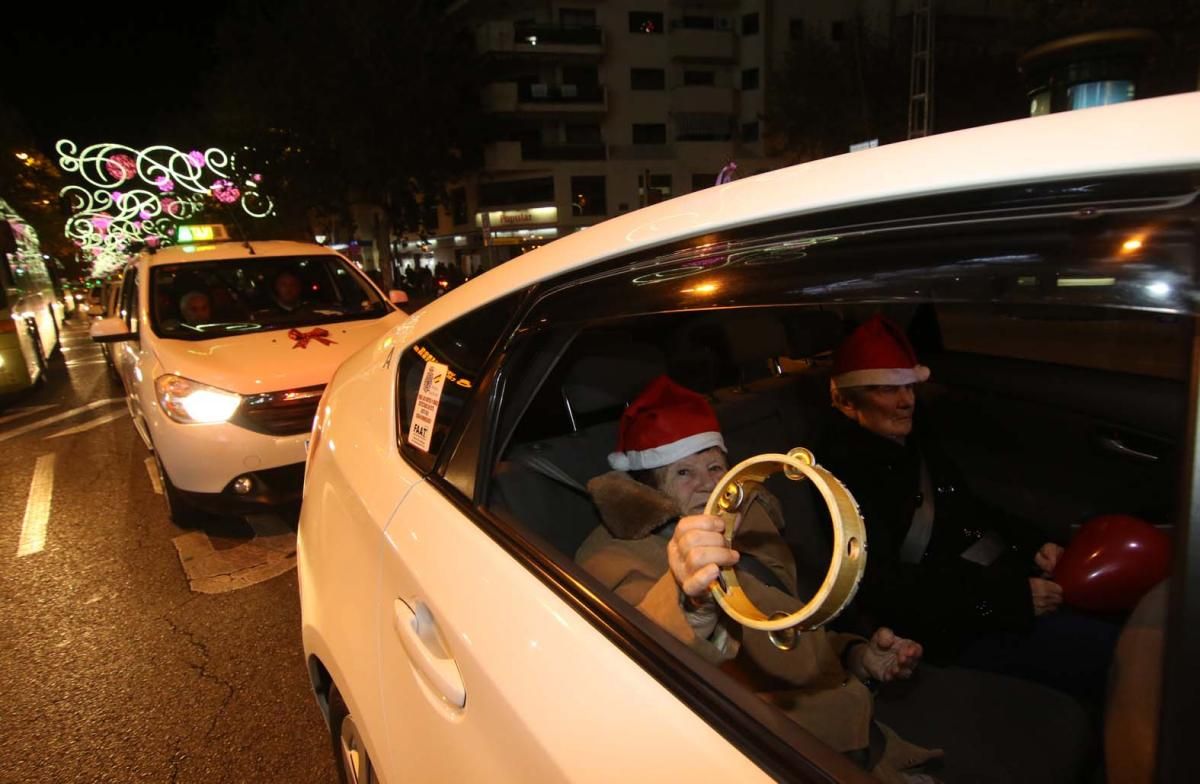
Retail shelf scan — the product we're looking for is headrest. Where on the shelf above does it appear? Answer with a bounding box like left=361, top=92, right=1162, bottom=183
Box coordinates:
left=563, top=342, right=667, bottom=416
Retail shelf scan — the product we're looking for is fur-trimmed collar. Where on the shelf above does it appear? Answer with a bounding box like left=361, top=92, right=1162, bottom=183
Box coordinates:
left=587, top=471, right=680, bottom=540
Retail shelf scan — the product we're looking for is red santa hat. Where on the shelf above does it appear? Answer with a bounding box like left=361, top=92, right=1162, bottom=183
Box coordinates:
left=831, top=314, right=931, bottom=389
left=608, top=375, right=726, bottom=472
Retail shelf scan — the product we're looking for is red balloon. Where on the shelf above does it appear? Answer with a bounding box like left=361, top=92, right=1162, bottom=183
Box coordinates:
left=1054, top=515, right=1171, bottom=613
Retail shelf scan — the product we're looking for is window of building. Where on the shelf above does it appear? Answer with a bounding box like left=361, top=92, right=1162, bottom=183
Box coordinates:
left=565, top=123, right=603, bottom=144
left=742, top=12, right=760, bottom=35
left=637, top=173, right=673, bottom=205
left=742, top=68, right=760, bottom=90
left=789, top=18, right=804, bottom=41
left=676, top=113, right=733, bottom=141
left=560, top=7, right=596, bottom=28
left=451, top=188, right=468, bottom=226
left=691, top=173, right=717, bottom=191
left=831, top=21, right=845, bottom=42
left=632, top=123, right=667, bottom=145
left=679, top=15, right=715, bottom=29
left=631, top=68, right=666, bottom=90
left=741, top=121, right=760, bottom=142
left=479, top=177, right=555, bottom=208
left=570, top=176, right=607, bottom=216
left=629, top=11, right=663, bottom=34
left=683, top=70, right=716, bottom=86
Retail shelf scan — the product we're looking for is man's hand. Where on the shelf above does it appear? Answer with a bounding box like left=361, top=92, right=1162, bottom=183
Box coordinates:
left=667, top=514, right=740, bottom=599
left=1029, top=577, right=1064, bottom=616
left=1034, top=542, right=1065, bottom=576
left=849, top=628, right=923, bottom=683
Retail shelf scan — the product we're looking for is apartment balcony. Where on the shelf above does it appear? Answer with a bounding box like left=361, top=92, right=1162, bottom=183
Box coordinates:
left=483, top=140, right=607, bottom=170
left=478, top=21, right=605, bottom=60
left=669, top=28, right=735, bottom=62
left=482, top=82, right=607, bottom=115
left=608, top=143, right=676, bottom=161
left=523, top=142, right=607, bottom=161
left=670, top=85, right=734, bottom=115
left=484, top=141, right=524, bottom=171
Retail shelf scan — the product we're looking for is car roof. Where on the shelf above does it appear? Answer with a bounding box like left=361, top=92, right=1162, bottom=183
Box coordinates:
left=412, top=92, right=1200, bottom=339
left=142, top=240, right=343, bottom=267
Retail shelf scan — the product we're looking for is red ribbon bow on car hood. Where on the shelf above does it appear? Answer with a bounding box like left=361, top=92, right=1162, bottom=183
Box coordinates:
left=288, top=327, right=337, bottom=349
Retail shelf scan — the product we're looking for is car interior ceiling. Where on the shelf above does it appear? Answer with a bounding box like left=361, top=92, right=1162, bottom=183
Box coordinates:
left=488, top=301, right=1187, bottom=597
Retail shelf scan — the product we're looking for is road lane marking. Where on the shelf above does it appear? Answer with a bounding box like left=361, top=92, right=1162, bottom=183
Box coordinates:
left=16, top=454, right=56, bottom=557
left=0, top=398, right=124, bottom=444
left=44, top=409, right=129, bottom=439
left=171, top=514, right=297, bottom=593
left=0, top=405, right=58, bottom=426
left=65, top=359, right=109, bottom=367
left=145, top=457, right=163, bottom=494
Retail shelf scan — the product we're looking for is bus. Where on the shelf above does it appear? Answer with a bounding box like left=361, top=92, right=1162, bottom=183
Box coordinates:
left=0, top=198, right=61, bottom=396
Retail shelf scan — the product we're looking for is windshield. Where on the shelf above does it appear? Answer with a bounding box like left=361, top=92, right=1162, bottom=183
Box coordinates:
left=150, top=253, right=389, bottom=339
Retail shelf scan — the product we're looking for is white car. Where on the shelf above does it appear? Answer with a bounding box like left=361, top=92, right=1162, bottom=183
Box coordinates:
left=299, top=94, right=1200, bottom=783
left=92, top=231, right=406, bottom=522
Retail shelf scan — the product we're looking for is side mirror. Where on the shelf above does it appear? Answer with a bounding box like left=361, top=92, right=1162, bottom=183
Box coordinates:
left=388, top=289, right=409, bottom=305
left=90, top=316, right=135, bottom=343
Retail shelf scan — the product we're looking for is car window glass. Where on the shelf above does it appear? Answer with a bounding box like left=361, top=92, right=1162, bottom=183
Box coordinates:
left=149, top=254, right=388, bottom=339
left=480, top=183, right=1197, bottom=776
left=121, top=267, right=139, bottom=332
left=397, top=292, right=523, bottom=472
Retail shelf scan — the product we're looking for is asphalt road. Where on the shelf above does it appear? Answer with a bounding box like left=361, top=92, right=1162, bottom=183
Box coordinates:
left=0, top=318, right=336, bottom=783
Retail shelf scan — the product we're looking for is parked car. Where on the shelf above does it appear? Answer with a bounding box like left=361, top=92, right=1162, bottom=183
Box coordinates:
left=298, top=94, right=1200, bottom=783
left=91, top=228, right=406, bottom=522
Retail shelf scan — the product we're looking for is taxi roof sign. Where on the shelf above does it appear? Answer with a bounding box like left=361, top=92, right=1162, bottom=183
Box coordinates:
left=176, top=224, right=230, bottom=243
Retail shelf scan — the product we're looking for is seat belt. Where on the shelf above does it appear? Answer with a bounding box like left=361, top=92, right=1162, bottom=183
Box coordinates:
left=512, top=452, right=590, bottom=496
left=898, top=457, right=935, bottom=564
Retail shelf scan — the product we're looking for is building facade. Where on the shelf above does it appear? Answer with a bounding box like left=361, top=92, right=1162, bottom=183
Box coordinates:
left=400, top=0, right=1021, bottom=276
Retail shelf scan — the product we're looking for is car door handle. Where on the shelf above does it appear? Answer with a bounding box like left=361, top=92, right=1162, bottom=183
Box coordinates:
left=1097, top=435, right=1160, bottom=463
left=393, top=598, right=466, bottom=708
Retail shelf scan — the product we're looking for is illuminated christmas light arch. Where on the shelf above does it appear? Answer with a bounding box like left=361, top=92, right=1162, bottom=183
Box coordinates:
left=57, top=140, right=276, bottom=275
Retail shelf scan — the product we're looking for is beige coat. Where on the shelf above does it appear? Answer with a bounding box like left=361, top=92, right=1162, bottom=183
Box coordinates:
left=577, top=471, right=939, bottom=778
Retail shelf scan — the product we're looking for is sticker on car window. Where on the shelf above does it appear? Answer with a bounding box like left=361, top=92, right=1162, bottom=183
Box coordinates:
left=407, top=360, right=448, bottom=452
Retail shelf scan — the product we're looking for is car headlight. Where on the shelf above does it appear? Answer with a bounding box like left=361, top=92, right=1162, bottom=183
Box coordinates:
left=155, top=374, right=242, bottom=424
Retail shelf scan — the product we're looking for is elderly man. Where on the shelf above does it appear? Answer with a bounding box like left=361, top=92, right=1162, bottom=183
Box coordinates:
left=178, top=290, right=212, bottom=325
left=815, top=314, right=1118, bottom=705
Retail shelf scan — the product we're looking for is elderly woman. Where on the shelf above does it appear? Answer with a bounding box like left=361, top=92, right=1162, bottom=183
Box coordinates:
left=576, top=375, right=935, bottom=782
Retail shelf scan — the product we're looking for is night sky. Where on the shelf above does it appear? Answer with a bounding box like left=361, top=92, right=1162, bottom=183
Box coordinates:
left=4, top=3, right=237, bottom=153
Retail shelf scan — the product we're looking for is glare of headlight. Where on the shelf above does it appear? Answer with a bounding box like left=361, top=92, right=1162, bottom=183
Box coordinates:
left=1147, top=281, right=1171, bottom=298
left=156, top=374, right=241, bottom=424
left=1122, top=237, right=1144, bottom=253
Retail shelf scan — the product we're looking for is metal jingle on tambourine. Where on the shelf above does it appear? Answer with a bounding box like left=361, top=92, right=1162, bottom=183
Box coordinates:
left=705, top=449, right=867, bottom=632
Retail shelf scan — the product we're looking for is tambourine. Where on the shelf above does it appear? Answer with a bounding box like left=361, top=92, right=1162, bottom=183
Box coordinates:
left=705, top=448, right=867, bottom=634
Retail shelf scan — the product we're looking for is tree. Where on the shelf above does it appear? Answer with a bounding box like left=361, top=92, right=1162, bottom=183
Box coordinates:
left=0, top=101, right=79, bottom=277
left=194, top=0, right=485, bottom=280
left=766, top=17, right=908, bottom=163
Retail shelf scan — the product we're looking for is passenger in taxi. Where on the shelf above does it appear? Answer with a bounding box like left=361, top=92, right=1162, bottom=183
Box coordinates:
left=816, top=315, right=1119, bottom=704
left=179, top=290, right=213, bottom=325
left=576, top=375, right=939, bottom=782
left=270, top=270, right=306, bottom=313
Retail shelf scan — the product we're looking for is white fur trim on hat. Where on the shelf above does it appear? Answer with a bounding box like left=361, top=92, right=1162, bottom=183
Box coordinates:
left=833, top=365, right=930, bottom=389
left=608, top=431, right=726, bottom=472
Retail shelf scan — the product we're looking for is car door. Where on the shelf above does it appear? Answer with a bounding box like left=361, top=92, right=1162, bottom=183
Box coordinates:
left=373, top=298, right=814, bottom=783
left=112, top=265, right=153, bottom=447
left=922, top=305, right=1190, bottom=541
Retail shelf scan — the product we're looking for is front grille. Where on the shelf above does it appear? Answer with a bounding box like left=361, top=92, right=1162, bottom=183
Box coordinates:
left=233, top=384, right=325, bottom=436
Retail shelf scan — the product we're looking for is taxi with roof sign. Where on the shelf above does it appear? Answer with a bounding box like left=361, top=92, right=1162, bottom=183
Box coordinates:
left=91, top=224, right=408, bottom=522
left=297, top=94, right=1200, bottom=784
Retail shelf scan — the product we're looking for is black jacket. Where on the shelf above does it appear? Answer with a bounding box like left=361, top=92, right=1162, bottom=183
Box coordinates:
left=816, top=410, right=1048, bottom=659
